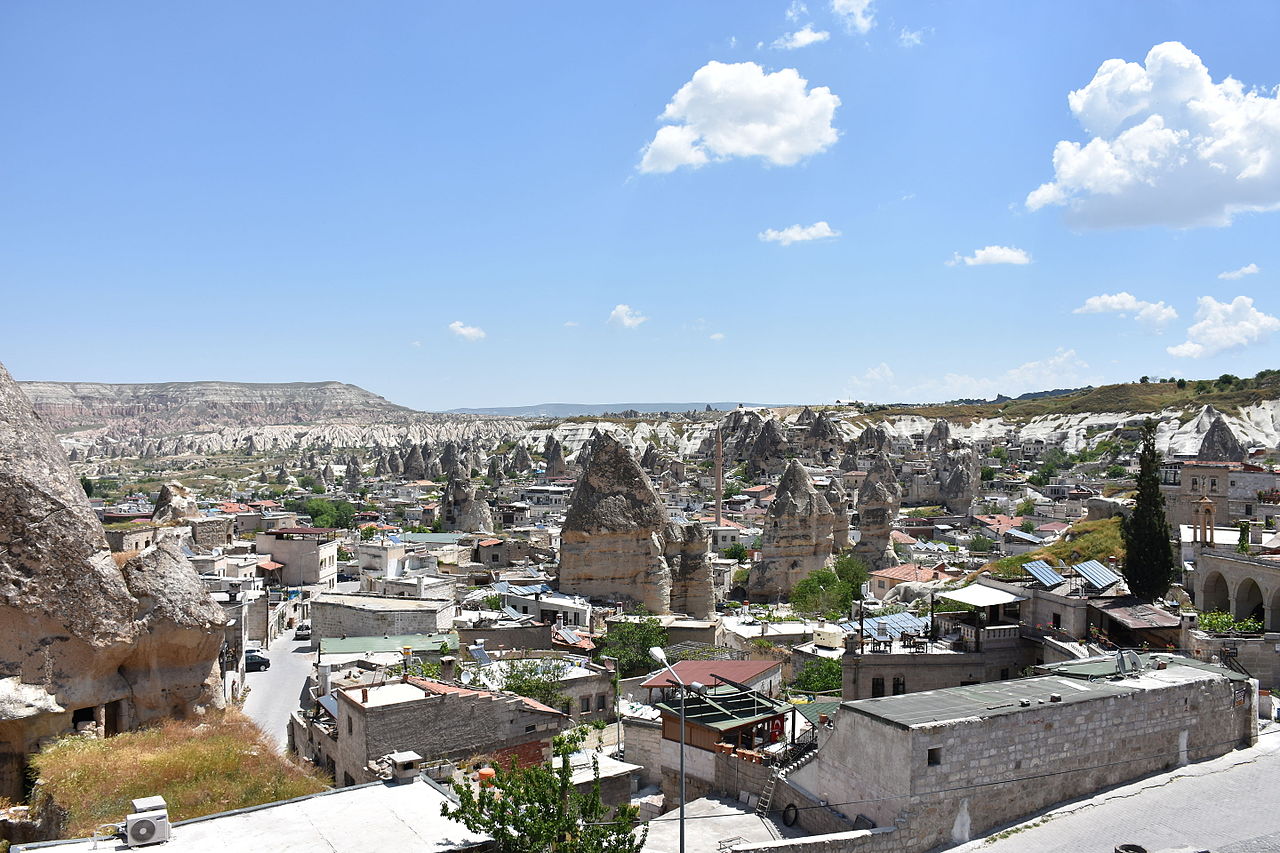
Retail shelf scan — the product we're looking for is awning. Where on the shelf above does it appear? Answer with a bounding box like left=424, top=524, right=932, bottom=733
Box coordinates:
left=939, top=585, right=1026, bottom=607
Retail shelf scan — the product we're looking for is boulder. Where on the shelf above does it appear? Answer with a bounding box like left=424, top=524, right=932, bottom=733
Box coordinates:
left=152, top=481, right=200, bottom=523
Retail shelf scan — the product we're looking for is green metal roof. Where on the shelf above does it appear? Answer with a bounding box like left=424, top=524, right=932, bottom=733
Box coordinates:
left=1038, top=653, right=1250, bottom=683
left=656, top=685, right=793, bottom=732
left=319, top=633, right=458, bottom=655
left=793, top=701, right=842, bottom=726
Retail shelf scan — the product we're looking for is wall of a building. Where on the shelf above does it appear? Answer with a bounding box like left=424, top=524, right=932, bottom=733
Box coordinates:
left=841, top=646, right=1032, bottom=700
left=310, top=598, right=451, bottom=643
left=621, top=717, right=662, bottom=787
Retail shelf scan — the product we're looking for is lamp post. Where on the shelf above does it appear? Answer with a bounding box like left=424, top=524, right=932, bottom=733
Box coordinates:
left=650, top=647, right=702, bottom=853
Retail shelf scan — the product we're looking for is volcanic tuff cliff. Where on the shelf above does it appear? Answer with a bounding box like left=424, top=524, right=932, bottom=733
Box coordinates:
left=0, top=363, right=226, bottom=800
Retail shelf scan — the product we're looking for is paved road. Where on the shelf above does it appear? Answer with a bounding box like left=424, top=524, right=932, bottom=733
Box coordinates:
left=951, top=727, right=1280, bottom=853
left=242, top=630, right=315, bottom=751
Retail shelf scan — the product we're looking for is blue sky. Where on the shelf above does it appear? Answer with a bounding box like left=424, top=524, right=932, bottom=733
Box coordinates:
left=3, top=1, right=1279, bottom=410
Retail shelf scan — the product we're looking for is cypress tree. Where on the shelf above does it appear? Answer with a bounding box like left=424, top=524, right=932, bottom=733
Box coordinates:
left=1121, top=418, right=1175, bottom=601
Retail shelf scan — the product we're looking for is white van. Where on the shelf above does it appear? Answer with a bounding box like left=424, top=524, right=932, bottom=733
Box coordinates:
left=294, top=621, right=312, bottom=640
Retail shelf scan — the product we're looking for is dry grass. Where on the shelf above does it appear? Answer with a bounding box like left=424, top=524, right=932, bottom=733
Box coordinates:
left=111, top=550, right=140, bottom=568
left=986, top=517, right=1125, bottom=577
left=30, top=710, right=329, bottom=838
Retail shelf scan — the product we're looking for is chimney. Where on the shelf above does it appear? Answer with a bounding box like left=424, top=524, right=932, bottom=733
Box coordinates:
left=440, top=655, right=458, bottom=682
left=401, top=646, right=413, bottom=681
left=317, top=663, right=332, bottom=696
left=361, top=687, right=369, bottom=704
left=417, top=576, right=427, bottom=597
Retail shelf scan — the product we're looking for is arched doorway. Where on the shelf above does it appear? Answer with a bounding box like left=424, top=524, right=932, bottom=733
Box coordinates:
left=1234, top=578, right=1263, bottom=624
left=1201, top=572, right=1229, bottom=613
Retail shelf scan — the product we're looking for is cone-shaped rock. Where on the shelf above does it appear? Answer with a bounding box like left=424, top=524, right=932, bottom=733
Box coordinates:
left=1198, top=415, right=1245, bottom=462
left=749, top=459, right=836, bottom=600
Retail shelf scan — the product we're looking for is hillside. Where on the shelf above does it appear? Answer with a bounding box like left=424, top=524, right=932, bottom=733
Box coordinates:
left=19, top=379, right=418, bottom=432
left=863, top=374, right=1280, bottom=423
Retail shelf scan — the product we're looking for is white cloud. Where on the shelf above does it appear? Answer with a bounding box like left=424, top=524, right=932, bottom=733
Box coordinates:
left=911, top=349, right=1094, bottom=401
left=1073, top=292, right=1178, bottom=329
left=947, top=245, right=1031, bottom=266
left=848, top=362, right=895, bottom=389
left=609, top=304, right=648, bottom=328
left=638, top=61, right=840, bottom=173
left=1167, top=295, right=1280, bottom=358
left=1218, top=263, right=1260, bottom=280
left=898, top=28, right=923, bottom=47
left=758, top=220, right=840, bottom=246
left=786, top=1, right=807, bottom=22
left=831, top=0, right=874, bottom=33
left=772, top=25, right=830, bottom=50
left=563, top=321, right=579, bottom=327
left=710, top=332, right=726, bottom=341
left=1026, top=42, right=1280, bottom=228
left=448, top=321, right=486, bottom=341
left=410, top=340, right=422, bottom=348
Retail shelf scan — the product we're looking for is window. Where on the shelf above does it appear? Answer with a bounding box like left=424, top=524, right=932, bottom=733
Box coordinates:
left=892, top=676, right=905, bottom=695
left=1211, top=478, right=1219, bottom=493
left=871, top=677, right=885, bottom=698
left=597, top=694, right=607, bottom=711
left=927, top=748, right=942, bottom=766
left=525, top=724, right=536, bottom=733
left=347, top=718, right=352, bottom=736
left=580, top=696, right=591, bottom=714
left=1245, top=504, right=1253, bottom=516
left=1191, top=477, right=1199, bottom=491
left=1051, top=612, right=1062, bottom=630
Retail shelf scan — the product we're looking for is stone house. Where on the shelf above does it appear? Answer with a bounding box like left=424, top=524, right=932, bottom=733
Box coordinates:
left=309, top=592, right=454, bottom=647
left=101, top=522, right=161, bottom=553
left=291, top=674, right=569, bottom=788
left=782, top=655, right=1257, bottom=850
left=255, top=526, right=340, bottom=587
left=186, top=514, right=233, bottom=549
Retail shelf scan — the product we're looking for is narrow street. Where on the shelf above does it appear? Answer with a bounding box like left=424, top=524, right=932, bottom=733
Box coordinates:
left=242, top=629, right=315, bottom=751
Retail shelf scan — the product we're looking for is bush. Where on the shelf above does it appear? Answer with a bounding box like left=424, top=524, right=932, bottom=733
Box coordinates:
left=1198, top=610, right=1263, bottom=634
left=790, top=659, right=842, bottom=694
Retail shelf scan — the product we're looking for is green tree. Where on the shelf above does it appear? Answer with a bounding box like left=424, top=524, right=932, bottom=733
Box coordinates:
left=598, top=617, right=668, bottom=677
left=500, top=658, right=570, bottom=709
left=790, top=569, right=854, bottom=618
left=1176, top=378, right=1187, bottom=389
left=359, top=525, right=377, bottom=541
left=832, top=552, right=869, bottom=598
left=1237, top=520, right=1251, bottom=555
left=1121, top=419, right=1176, bottom=602
left=483, top=593, right=505, bottom=610
left=1104, top=463, right=1128, bottom=479
left=722, top=483, right=741, bottom=499
left=1019, top=519, right=1036, bottom=534
left=441, top=726, right=646, bottom=853
left=990, top=446, right=1008, bottom=463
left=970, top=534, right=995, bottom=553
left=1015, top=498, right=1035, bottom=516
left=790, top=658, right=842, bottom=694
left=722, top=542, right=749, bottom=562
left=980, top=466, right=996, bottom=482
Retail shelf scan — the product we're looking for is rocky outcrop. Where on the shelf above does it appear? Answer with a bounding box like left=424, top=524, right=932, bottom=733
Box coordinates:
left=545, top=439, right=571, bottom=479
left=925, top=419, right=951, bottom=453
left=442, top=477, right=493, bottom=532
left=344, top=455, right=363, bottom=492
left=403, top=444, right=427, bottom=480
left=1198, top=415, right=1245, bottom=462
left=0, top=362, right=224, bottom=800
left=151, top=481, right=200, bottom=523
left=826, top=477, right=851, bottom=549
left=750, top=460, right=836, bottom=600
left=937, top=447, right=981, bottom=514
left=747, top=419, right=787, bottom=478
left=857, top=425, right=888, bottom=452
left=852, top=453, right=902, bottom=572
left=558, top=434, right=711, bottom=616
left=507, top=444, right=533, bottom=475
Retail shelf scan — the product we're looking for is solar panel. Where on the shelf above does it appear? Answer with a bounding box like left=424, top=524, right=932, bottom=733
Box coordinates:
left=468, top=645, right=493, bottom=666
left=502, top=605, right=524, bottom=620
left=1023, top=559, right=1065, bottom=587
left=1072, top=559, right=1121, bottom=589
left=853, top=612, right=929, bottom=639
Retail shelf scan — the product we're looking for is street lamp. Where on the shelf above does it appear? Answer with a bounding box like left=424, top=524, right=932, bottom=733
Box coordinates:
left=650, top=647, right=703, bottom=853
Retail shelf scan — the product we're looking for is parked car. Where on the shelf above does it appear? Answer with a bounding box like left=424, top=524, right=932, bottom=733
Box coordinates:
left=294, top=621, right=312, bottom=640
left=245, top=652, right=271, bottom=672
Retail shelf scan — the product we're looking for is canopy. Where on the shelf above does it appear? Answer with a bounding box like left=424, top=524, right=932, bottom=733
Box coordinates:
left=939, top=585, right=1026, bottom=607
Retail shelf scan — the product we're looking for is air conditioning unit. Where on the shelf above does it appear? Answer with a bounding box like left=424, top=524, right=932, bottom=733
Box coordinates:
left=125, top=796, right=171, bottom=848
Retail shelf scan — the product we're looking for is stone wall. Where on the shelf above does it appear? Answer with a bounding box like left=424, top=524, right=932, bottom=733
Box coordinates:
left=102, top=525, right=160, bottom=553
left=1184, top=628, right=1280, bottom=692
left=458, top=623, right=554, bottom=653
left=622, top=716, right=662, bottom=787
left=187, top=516, right=233, bottom=549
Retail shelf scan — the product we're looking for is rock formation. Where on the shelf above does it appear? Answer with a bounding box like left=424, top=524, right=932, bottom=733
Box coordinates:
left=1198, top=415, right=1245, bottom=462
left=796, top=406, right=816, bottom=426
left=937, top=447, right=981, bottom=514
left=441, top=477, right=493, bottom=532
left=374, top=453, right=390, bottom=478
left=747, top=419, right=787, bottom=478
left=749, top=460, right=837, bottom=601
left=558, top=434, right=711, bottom=616
left=320, top=462, right=335, bottom=487
left=507, top=444, right=533, bottom=475
left=152, top=481, right=200, bottom=523
left=403, top=443, right=427, bottom=480
left=826, top=477, right=851, bottom=549
left=0, top=362, right=225, bottom=800
left=852, top=453, right=902, bottom=572
left=857, top=425, right=888, bottom=452
left=545, top=438, right=571, bottom=478
left=344, top=455, right=363, bottom=492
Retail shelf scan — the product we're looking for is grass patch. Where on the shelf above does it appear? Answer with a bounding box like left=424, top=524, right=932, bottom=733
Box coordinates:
left=30, top=710, right=329, bottom=838
left=986, top=517, right=1125, bottom=578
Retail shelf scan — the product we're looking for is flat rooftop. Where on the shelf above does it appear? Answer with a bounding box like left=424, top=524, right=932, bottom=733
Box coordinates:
left=319, top=633, right=458, bottom=655
left=14, top=778, right=487, bottom=853
left=312, top=592, right=452, bottom=611
left=844, top=657, right=1240, bottom=729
